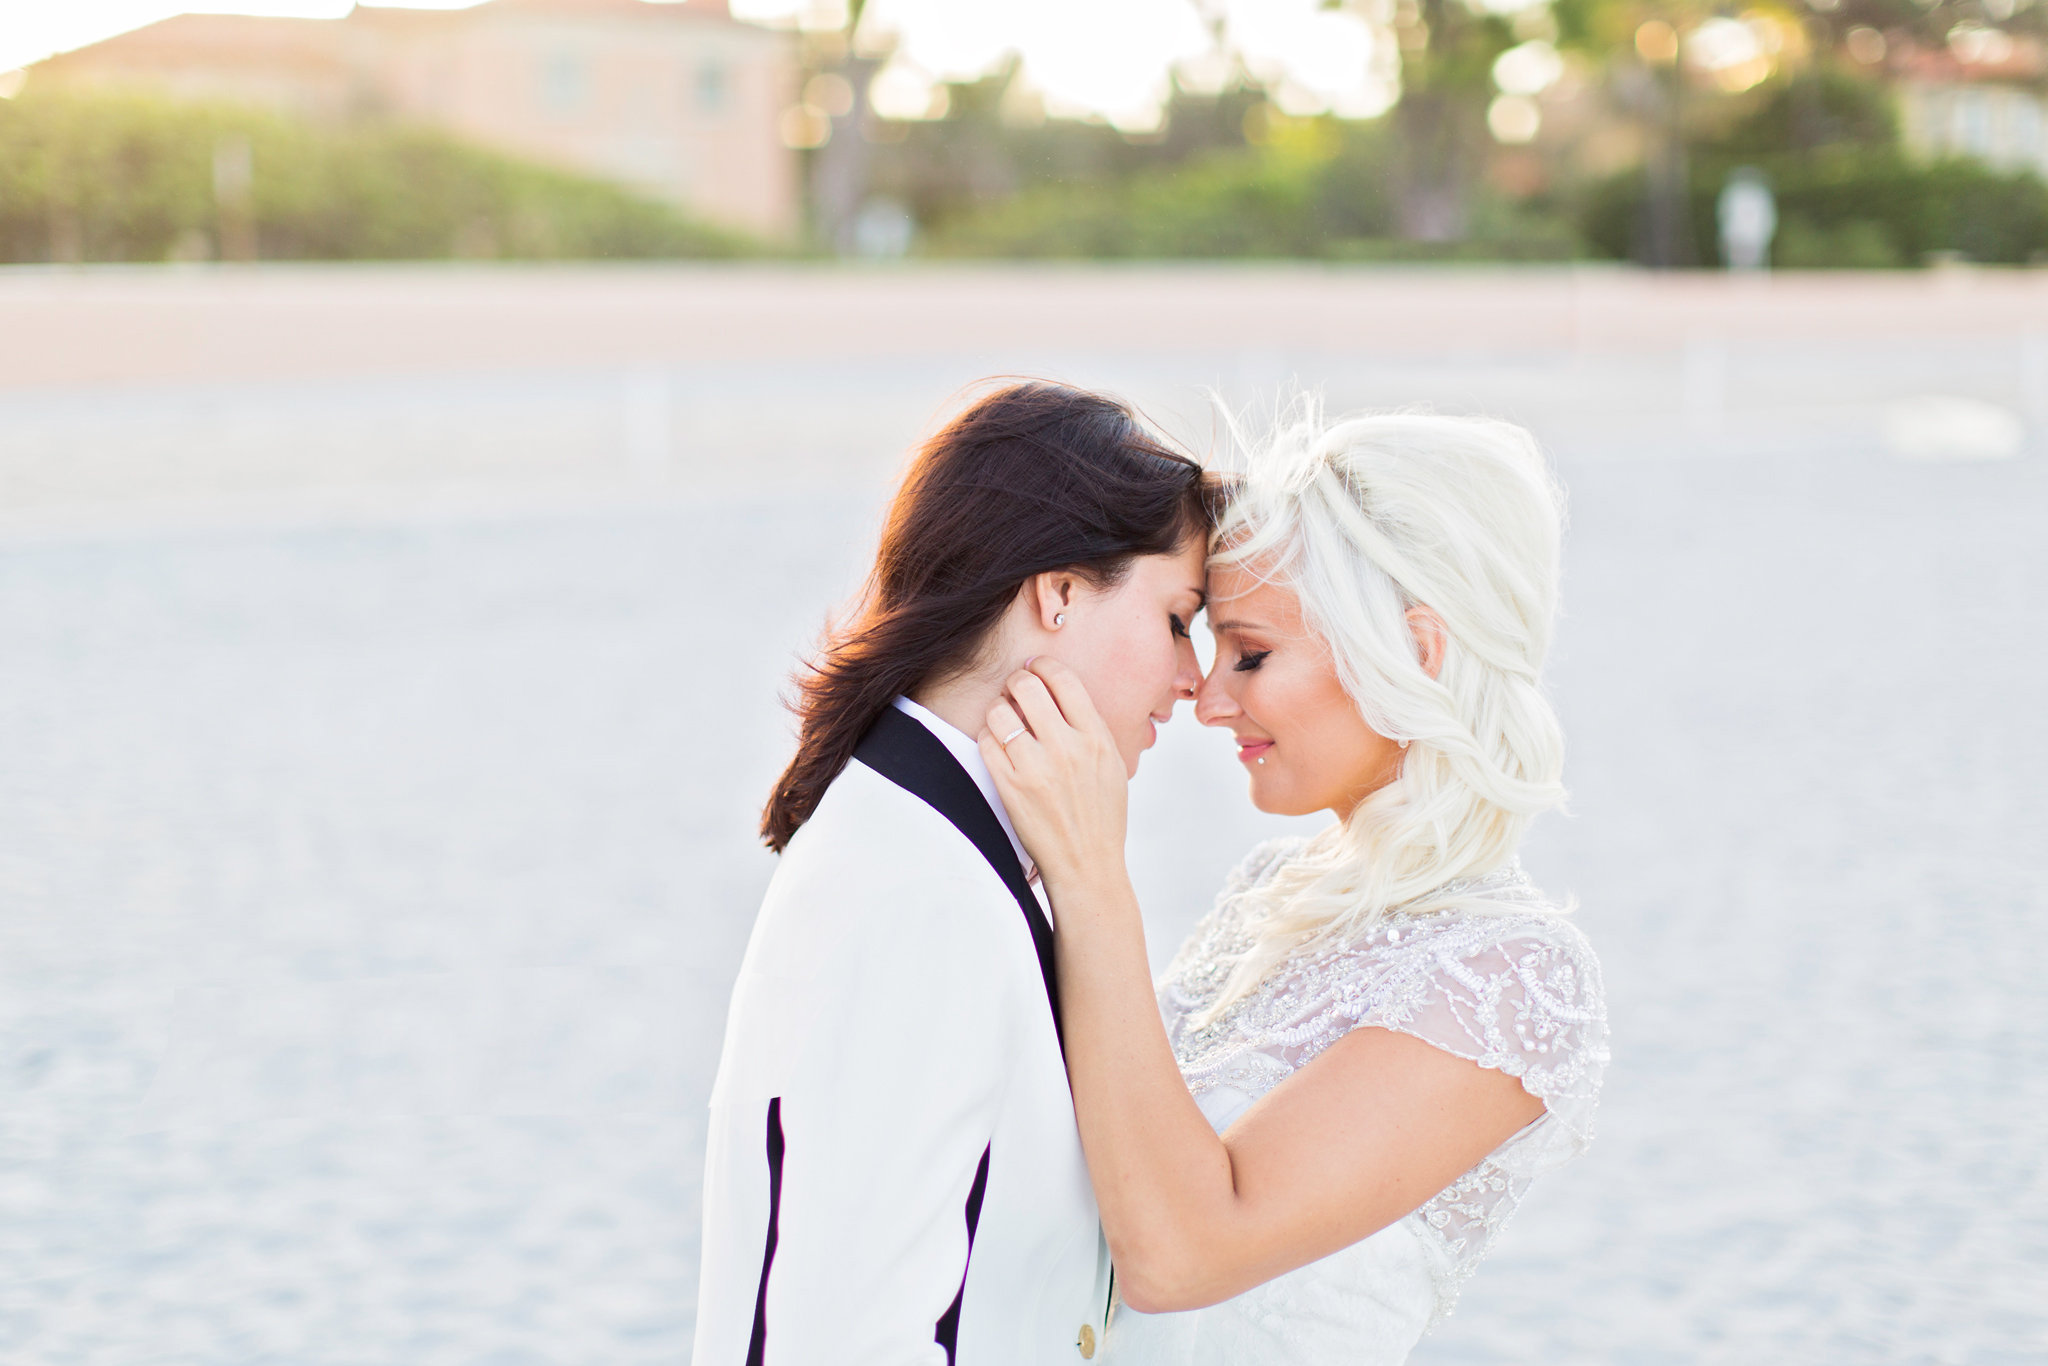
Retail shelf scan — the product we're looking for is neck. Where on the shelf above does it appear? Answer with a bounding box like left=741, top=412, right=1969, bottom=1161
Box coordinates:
left=910, top=665, right=1013, bottom=744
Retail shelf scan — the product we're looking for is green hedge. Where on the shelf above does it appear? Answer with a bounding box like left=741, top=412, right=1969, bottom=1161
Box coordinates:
left=0, top=90, right=755, bottom=262
left=926, top=119, right=1580, bottom=260
left=927, top=126, right=1359, bottom=258
left=1580, top=148, right=2048, bottom=268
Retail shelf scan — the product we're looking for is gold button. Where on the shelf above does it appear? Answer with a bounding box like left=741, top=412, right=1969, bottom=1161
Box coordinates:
left=1076, top=1323, right=1096, bottom=1359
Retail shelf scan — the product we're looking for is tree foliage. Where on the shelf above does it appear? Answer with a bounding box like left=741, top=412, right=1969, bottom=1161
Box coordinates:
left=1580, top=66, right=2048, bottom=265
left=925, top=116, right=1579, bottom=259
left=0, top=90, right=754, bottom=263
left=1582, top=146, right=2048, bottom=265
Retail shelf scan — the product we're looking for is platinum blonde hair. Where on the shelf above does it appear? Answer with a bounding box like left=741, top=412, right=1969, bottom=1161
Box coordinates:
left=1199, top=402, right=1570, bottom=1020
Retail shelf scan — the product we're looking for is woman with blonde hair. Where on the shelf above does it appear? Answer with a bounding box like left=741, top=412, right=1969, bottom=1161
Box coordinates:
left=981, top=408, right=1609, bottom=1363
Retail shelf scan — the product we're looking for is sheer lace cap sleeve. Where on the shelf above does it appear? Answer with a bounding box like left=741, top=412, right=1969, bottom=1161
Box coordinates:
left=1163, top=859, right=1610, bottom=1177
left=1366, top=916, right=1607, bottom=1176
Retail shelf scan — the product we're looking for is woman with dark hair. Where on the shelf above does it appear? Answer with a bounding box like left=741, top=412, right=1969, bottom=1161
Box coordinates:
left=694, top=381, right=1211, bottom=1365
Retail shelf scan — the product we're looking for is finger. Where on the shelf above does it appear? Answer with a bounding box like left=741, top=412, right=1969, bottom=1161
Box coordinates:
left=1004, top=668, right=1070, bottom=740
left=985, top=698, right=1028, bottom=748
left=977, top=729, right=1012, bottom=780
left=1026, top=656, right=1112, bottom=739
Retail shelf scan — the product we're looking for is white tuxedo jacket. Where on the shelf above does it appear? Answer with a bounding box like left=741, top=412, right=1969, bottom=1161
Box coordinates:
left=695, top=705, right=1113, bottom=1365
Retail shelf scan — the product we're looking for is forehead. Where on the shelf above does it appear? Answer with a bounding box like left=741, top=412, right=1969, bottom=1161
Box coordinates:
left=1129, top=539, right=1208, bottom=592
left=1204, top=561, right=1302, bottom=627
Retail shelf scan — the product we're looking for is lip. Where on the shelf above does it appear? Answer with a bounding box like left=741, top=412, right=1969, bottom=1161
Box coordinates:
left=1236, top=738, right=1275, bottom=765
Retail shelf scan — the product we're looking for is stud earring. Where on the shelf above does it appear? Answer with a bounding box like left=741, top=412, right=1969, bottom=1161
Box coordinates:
left=1053, top=613, right=1065, bottom=627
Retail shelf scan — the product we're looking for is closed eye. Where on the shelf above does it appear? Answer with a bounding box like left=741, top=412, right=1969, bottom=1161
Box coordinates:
left=1169, top=613, right=1191, bottom=640
left=1233, top=649, right=1272, bottom=672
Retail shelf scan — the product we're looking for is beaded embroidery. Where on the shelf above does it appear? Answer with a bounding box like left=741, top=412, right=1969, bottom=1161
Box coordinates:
left=1157, top=837, right=1610, bottom=1321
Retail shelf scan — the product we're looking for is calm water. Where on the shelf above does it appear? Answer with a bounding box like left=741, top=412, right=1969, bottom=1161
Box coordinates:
left=2, top=432, right=2043, bottom=1362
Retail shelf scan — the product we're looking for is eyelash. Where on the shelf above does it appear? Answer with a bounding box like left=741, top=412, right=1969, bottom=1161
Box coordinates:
left=1169, top=613, right=1191, bottom=640
left=1234, top=649, right=1272, bottom=672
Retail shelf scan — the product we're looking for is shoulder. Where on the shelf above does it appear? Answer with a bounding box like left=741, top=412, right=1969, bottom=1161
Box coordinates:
left=1415, top=903, right=1601, bottom=983
left=1222, top=835, right=1312, bottom=897
left=1155, top=836, right=1311, bottom=1026
left=787, top=759, right=997, bottom=886
left=1164, top=836, right=1308, bottom=973
left=755, top=760, right=1020, bottom=974
left=1374, top=904, right=1609, bottom=1103
left=1410, top=905, right=1605, bottom=1021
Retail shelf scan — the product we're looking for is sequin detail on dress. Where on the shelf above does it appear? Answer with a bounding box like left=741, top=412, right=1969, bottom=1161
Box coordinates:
left=1157, top=837, right=1611, bottom=1323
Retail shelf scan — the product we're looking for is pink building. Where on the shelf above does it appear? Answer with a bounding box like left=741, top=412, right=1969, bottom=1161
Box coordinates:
left=30, top=0, right=800, bottom=239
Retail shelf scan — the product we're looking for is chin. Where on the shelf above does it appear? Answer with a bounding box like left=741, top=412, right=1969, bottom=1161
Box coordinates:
left=1247, top=778, right=1313, bottom=818
left=1120, top=729, right=1151, bottom=777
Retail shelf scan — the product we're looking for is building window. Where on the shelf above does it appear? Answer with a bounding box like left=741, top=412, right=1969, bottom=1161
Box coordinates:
left=542, top=51, right=589, bottom=114
left=695, top=59, right=728, bottom=117
left=2014, top=98, right=2042, bottom=161
left=1954, top=90, right=1991, bottom=157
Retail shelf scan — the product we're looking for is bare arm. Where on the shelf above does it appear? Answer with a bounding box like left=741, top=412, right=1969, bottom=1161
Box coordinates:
left=980, top=660, right=1544, bottom=1312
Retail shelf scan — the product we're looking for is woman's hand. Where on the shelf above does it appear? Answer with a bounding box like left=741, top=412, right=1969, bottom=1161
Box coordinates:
left=977, top=658, right=1128, bottom=896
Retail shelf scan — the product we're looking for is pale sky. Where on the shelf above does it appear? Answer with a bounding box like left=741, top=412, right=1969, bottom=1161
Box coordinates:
left=0, top=0, right=1395, bottom=126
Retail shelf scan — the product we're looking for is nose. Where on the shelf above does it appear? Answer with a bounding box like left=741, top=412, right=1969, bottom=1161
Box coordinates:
left=1171, top=634, right=1202, bottom=702
left=1194, top=659, right=1239, bottom=727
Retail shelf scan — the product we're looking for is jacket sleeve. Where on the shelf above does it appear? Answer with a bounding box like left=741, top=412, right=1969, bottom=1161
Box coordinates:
left=696, top=856, right=1017, bottom=1366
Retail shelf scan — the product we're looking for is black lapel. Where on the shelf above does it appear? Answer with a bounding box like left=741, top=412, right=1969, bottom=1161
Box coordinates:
left=853, top=705, right=1063, bottom=1054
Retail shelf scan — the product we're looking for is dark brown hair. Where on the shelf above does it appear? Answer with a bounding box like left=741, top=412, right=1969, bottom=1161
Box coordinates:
left=761, top=380, right=1211, bottom=852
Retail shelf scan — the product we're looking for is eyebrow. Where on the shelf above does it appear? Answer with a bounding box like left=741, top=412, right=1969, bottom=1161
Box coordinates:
left=1206, top=618, right=1265, bottom=634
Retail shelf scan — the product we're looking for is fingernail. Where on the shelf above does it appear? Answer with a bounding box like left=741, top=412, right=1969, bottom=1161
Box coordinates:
left=1023, top=656, right=1036, bottom=669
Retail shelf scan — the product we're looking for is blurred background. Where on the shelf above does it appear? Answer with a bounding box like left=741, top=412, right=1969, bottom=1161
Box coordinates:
left=2, top=2, right=2045, bottom=1364
left=5, top=0, right=2048, bottom=264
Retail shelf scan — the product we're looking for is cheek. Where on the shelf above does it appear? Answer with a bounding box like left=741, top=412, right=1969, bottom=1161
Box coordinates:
left=1066, top=625, right=1154, bottom=732
left=1265, top=667, right=1377, bottom=773
left=1102, top=615, right=1177, bottom=707
left=1237, top=662, right=1299, bottom=734
left=1300, top=681, right=1369, bottom=748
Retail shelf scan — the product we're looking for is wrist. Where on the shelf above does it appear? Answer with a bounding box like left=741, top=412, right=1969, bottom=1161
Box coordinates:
left=1041, top=862, right=1134, bottom=912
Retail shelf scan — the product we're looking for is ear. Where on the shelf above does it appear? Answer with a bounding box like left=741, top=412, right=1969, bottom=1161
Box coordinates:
left=1028, top=571, right=1076, bottom=631
left=1406, top=605, right=1448, bottom=681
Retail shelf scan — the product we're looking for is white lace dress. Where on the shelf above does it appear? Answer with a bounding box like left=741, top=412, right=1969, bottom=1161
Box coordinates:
left=1105, top=838, right=1609, bottom=1366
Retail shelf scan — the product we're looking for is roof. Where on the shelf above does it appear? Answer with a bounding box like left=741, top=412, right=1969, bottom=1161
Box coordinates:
left=1888, top=34, right=2048, bottom=85
left=439, top=0, right=737, bottom=22
left=35, top=0, right=746, bottom=70
left=32, top=12, right=352, bottom=76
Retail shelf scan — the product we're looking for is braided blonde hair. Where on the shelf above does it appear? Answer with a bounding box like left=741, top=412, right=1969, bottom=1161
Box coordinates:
left=1199, top=402, right=1571, bottom=1021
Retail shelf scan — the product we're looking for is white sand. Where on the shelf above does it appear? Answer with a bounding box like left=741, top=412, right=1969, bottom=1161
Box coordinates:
left=0, top=266, right=2042, bottom=1363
